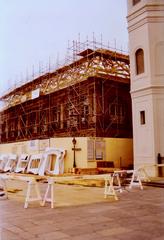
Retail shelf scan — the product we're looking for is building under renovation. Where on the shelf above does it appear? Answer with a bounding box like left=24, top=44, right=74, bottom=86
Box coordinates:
left=0, top=41, right=133, bottom=171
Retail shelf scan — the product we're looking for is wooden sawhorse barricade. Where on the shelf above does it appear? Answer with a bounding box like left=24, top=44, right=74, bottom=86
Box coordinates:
left=104, top=174, right=118, bottom=200
left=42, top=174, right=119, bottom=208
left=0, top=174, right=42, bottom=208
left=0, top=171, right=143, bottom=209
left=113, top=169, right=143, bottom=191
left=0, top=173, right=119, bottom=208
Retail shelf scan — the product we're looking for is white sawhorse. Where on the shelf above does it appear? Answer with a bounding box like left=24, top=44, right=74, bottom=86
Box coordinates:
left=112, top=172, right=124, bottom=193
left=42, top=174, right=119, bottom=208
left=104, top=175, right=118, bottom=200
left=24, top=177, right=42, bottom=208
left=0, top=174, right=42, bottom=208
left=42, top=177, right=55, bottom=208
left=114, top=170, right=143, bottom=190
left=128, top=170, right=143, bottom=190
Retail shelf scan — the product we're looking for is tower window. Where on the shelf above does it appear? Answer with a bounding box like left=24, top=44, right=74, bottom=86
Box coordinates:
left=140, top=111, right=145, bottom=125
left=135, top=48, right=144, bottom=75
left=133, top=0, right=141, bottom=6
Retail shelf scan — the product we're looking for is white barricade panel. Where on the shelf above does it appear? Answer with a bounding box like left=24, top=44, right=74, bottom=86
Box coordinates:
left=3, top=154, right=17, bottom=172
left=38, top=148, right=66, bottom=176
left=26, top=154, right=43, bottom=175
left=0, top=154, right=8, bottom=172
left=15, top=154, right=30, bottom=173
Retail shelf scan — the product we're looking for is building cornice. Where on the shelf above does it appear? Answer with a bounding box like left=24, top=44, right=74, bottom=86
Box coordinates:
left=127, top=4, right=164, bottom=32
left=128, top=16, right=164, bottom=32
left=131, top=85, right=164, bottom=97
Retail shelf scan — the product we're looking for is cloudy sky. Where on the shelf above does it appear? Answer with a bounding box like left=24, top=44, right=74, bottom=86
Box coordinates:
left=0, top=0, right=128, bottom=96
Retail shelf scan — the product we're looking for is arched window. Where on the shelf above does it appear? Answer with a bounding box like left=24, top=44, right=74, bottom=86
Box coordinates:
left=135, top=48, right=144, bottom=75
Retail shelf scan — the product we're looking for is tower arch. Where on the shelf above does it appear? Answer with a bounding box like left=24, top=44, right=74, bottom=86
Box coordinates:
left=135, top=48, right=144, bottom=75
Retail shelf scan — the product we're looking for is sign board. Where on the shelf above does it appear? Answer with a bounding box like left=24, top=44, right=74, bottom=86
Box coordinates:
left=29, top=140, right=39, bottom=150
left=32, top=88, right=40, bottom=99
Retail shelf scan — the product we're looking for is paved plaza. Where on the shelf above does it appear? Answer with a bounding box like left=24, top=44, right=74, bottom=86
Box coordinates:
left=0, top=182, right=164, bottom=240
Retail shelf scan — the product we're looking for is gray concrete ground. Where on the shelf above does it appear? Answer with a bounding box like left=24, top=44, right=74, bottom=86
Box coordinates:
left=0, top=182, right=164, bottom=240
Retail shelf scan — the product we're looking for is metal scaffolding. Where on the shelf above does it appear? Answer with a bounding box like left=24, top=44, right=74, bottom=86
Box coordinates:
left=0, top=39, right=132, bottom=143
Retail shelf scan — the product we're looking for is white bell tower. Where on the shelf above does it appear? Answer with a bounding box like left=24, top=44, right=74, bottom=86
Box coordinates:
left=127, top=0, right=164, bottom=176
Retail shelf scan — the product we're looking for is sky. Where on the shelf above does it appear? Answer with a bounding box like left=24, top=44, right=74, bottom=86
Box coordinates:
left=0, top=0, right=128, bottom=97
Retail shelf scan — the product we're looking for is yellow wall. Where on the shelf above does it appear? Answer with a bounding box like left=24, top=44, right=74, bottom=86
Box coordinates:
left=50, top=137, right=88, bottom=171
left=105, top=138, right=133, bottom=168
left=0, top=137, right=133, bottom=172
left=0, top=140, right=38, bottom=155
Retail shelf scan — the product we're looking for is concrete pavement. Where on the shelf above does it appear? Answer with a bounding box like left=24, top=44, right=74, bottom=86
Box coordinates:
left=0, top=182, right=164, bottom=240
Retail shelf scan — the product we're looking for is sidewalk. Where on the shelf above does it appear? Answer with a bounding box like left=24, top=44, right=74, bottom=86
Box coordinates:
left=0, top=183, right=164, bottom=240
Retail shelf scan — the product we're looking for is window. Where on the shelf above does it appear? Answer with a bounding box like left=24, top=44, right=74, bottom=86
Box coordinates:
left=133, top=0, right=141, bottom=6
left=109, top=103, right=126, bottom=124
left=110, top=103, right=125, bottom=116
left=135, top=48, right=144, bottom=75
left=140, top=111, right=145, bottom=125
left=95, top=140, right=105, bottom=160
left=51, top=106, right=58, bottom=122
